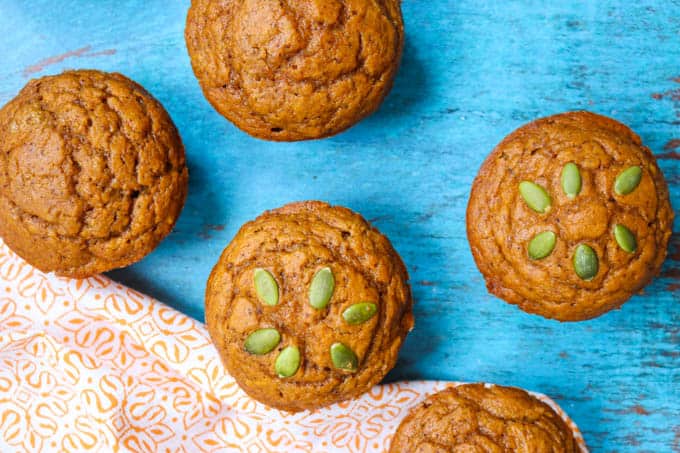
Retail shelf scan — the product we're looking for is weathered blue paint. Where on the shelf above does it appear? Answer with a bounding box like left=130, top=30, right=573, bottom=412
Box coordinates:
left=1, top=1, right=678, bottom=451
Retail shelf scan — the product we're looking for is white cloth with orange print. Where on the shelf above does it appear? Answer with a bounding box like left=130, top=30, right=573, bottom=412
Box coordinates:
left=0, top=240, right=587, bottom=452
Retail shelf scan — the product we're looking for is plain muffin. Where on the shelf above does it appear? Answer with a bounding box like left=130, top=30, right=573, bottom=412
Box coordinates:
left=185, top=0, right=404, bottom=141
left=0, top=70, right=188, bottom=278
left=390, top=384, right=582, bottom=452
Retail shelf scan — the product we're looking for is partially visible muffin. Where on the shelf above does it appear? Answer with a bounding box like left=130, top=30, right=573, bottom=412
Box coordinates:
left=389, top=384, right=582, bottom=452
left=467, top=111, right=674, bottom=321
left=0, top=70, right=188, bottom=278
left=205, top=201, right=414, bottom=412
left=185, top=0, right=404, bottom=141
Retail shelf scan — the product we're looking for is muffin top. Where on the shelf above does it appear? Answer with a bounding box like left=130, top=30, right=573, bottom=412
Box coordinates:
left=389, top=384, right=581, bottom=453
left=466, top=111, right=673, bottom=321
left=185, top=0, right=403, bottom=141
left=205, top=201, right=414, bottom=412
left=0, top=70, right=188, bottom=278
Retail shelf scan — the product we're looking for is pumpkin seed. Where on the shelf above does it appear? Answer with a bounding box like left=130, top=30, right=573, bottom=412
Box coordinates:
left=308, top=267, right=335, bottom=309
left=614, top=224, right=637, bottom=253
left=342, top=303, right=378, bottom=325
left=519, top=181, right=551, bottom=213
left=254, top=268, right=279, bottom=306
left=614, top=166, right=642, bottom=195
left=528, top=231, right=557, bottom=260
left=573, top=244, right=599, bottom=281
left=275, top=346, right=300, bottom=378
left=330, top=343, right=358, bottom=372
left=561, top=163, right=582, bottom=198
left=244, top=328, right=281, bottom=355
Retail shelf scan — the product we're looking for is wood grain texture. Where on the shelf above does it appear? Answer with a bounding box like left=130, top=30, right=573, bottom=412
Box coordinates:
left=0, top=0, right=678, bottom=451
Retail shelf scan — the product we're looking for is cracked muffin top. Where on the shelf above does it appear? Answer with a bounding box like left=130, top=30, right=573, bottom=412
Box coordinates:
left=205, top=201, right=414, bottom=411
left=466, top=111, right=673, bottom=321
left=0, top=70, right=188, bottom=278
left=389, top=384, right=582, bottom=453
left=185, top=0, right=404, bottom=141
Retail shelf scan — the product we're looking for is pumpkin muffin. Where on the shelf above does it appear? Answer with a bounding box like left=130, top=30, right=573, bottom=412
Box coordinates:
left=205, top=201, right=414, bottom=411
left=389, top=384, right=583, bottom=452
left=0, top=70, right=188, bottom=278
left=185, top=0, right=404, bottom=141
left=467, top=111, right=673, bottom=321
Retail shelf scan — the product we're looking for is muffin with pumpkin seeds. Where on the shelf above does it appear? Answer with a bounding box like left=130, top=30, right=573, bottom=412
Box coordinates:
left=389, top=383, right=583, bottom=452
left=466, top=111, right=673, bottom=321
left=205, top=201, right=413, bottom=411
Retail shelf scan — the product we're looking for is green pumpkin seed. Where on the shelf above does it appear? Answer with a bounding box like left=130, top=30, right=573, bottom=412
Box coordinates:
left=519, top=181, right=552, bottom=213
left=342, top=303, right=378, bottom=325
left=528, top=231, right=557, bottom=260
left=275, top=346, right=300, bottom=378
left=614, top=166, right=642, bottom=195
left=308, top=267, right=335, bottom=309
left=330, top=343, right=358, bottom=372
left=561, top=163, right=582, bottom=198
left=614, top=224, right=637, bottom=253
left=573, top=244, right=599, bottom=281
left=244, top=328, right=280, bottom=355
left=254, top=268, right=279, bottom=306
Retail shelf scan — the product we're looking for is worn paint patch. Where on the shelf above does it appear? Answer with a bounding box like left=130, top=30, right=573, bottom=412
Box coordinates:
left=662, top=268, right=680, bottom=280
left=624, top=434, right=642, bottom=447
left=603, top=404, right=652, bottom=416
left=665, top=139, right=680, bottom=150
left=658, top=139, right=680, bottom=160
left=651, top=77, right=680, bottom=121
left=23, top=46, right=117, bottom=77
left=368, top=215, right=393, bottom=223
left=656, top=88, right=680, bottom=102
left=630, top=404, right=651, bottom=415
left=667, top=234, right=680, bottom=262
left=658, top=151, right=680, bottom=160
left=198, top=223, right=226, bottom=240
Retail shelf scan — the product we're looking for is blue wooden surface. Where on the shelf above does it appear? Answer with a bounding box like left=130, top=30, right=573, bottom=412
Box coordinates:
left=1, top=1, right=679, bottom=451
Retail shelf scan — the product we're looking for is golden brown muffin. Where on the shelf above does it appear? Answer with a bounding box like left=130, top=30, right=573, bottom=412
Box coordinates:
left=0, top=70, right=188, bottom=278
left=467, top=111, right=673, bottom=321
left=185, top=0, right=404, bottom=141
left=389, top=384, right=582, bottom=453
left=205, top=201, right=414, bottom=412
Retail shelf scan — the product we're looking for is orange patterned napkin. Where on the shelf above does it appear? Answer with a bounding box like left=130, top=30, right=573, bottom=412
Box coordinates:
left=0, top=240, right=587, bottom=452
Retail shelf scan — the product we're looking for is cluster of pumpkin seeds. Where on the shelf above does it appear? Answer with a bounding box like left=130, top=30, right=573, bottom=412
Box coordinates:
left=244, top=267, right=378, bottom=377
left=518, top=164, right=641, bottom=280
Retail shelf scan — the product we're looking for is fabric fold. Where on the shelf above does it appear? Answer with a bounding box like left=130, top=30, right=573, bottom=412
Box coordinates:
left=0, top=241, right=586, bottom=452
